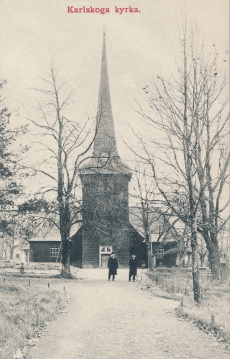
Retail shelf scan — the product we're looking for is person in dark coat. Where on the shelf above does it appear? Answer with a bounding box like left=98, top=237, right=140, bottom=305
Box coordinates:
left=129, top=254, right=138, bottom=281
left=108, top=252, right=118, bottom=281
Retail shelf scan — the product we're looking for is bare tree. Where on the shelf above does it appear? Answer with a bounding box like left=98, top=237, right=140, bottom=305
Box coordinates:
left=134, top=24, right=229, bottom=301
left=130, top=162, right=186, bottom=268
left=218, top=224, right=230, bottom=263
left=23, top=61, right=96, bottom=278
left=0, top=77, right=29, bottom=260
left=130, top=163, right=156, bottom=266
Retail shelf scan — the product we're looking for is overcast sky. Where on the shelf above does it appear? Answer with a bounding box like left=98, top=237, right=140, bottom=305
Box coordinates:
left=0, top=0, right=229, bottom=173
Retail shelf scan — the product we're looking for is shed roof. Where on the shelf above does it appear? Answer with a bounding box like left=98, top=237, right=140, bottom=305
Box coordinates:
left=29, top=227, right=61, bottom=242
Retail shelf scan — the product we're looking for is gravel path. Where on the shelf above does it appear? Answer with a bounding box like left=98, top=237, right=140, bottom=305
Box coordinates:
left=29, top=269, right=229, bottom=359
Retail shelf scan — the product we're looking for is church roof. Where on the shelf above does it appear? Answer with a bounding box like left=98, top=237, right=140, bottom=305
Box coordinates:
left=129, top=206, right=180, bottom=243
left=81, top=33, right=131, bottom=176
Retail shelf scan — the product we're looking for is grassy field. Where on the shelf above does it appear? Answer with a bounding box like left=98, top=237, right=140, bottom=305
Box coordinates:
left=0, top=277, right=66, bottom=359
left=147, top=267, right=230, bottom=347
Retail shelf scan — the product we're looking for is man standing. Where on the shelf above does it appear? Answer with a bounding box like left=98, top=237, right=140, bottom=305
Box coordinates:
left=129, top=254, right=138, bottom=281
left=108, top=252, right=118, bottom=281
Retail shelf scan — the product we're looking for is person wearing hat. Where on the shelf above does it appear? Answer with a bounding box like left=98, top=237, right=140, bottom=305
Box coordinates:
left=107, top=252, right=118, bottom=281
left=129, top=254, right=138, bottom=281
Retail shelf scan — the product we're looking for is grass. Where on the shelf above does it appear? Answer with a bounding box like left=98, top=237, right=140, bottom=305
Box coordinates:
left=147, top=267, right=230, bottom=347
left=0, top=277, right=66, bottom=359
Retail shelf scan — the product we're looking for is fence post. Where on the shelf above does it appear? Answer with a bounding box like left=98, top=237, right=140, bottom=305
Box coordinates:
left=211, top=314, right=215, bottom=325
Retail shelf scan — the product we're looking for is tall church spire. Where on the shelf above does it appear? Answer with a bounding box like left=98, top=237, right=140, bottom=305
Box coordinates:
left=92, top=32, right=119, bottom=158
left=81, top=33, right=130, bottom=175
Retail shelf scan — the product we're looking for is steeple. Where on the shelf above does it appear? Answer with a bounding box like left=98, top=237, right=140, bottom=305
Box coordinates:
left=81, top=33, right=130, bottom=175
left=75, top=33, right=144, bottom=270
left=93, top=32, right=119, bottom=159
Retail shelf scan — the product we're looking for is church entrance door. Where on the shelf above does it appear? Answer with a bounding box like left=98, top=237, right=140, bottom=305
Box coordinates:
left=101, top=254, right=110, bottom=267
left=99, top=246, right=112, bottom=267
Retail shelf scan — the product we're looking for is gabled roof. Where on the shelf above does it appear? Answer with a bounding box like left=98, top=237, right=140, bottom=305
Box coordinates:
left=29, top=227, right=61, bottom=242
left=129, top=206, right=180, bottom=243
left=29, top=237, right=61, bottom=242
left=28, top=222, right=81, bottom=242
left=13, top=240, right=30, bottom=249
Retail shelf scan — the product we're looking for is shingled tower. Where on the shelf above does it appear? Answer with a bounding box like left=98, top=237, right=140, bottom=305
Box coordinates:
left=71, top=34, right=145, bottom=268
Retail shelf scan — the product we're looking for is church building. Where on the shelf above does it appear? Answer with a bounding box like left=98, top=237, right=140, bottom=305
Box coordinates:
left=70, top=34, right=146, bottom=268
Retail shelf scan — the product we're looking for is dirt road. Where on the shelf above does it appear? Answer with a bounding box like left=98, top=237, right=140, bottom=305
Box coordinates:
left=29, top=269, right=229, bottom=359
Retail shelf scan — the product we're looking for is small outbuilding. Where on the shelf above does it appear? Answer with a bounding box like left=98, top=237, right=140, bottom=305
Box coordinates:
left=29, top=229, right=61, bottom=263
left=12, top=240, right=30, bottom=263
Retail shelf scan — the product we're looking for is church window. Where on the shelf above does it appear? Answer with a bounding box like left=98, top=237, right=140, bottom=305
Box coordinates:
left=99, top=245, right=112, bottom=254
left=156, top=248, right=164, bottom=259
left=50, top=245, right=60, bottom=258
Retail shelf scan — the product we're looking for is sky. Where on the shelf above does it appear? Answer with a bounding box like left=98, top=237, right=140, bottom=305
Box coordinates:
left=0, top=0, right=229, bottom=195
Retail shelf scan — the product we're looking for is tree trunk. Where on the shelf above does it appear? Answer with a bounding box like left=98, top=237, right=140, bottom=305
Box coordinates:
left=143, top=229, right=152, bottom=269
left=190, top=219, right=201, bottom=303
left=59, top=204, right=72, bottom=278
left=192, top=258, right=200, bottom=303
left=60, top=239, right=73, bottom=278
left=146, top=241, right=152, bottom=269
left=208, top=243, right=220, bottom=280
left=149, top=254, right=156, bottom=270
left=187, top=187, right=201, bottom=303
left=202, top=230, right=221, bottom=279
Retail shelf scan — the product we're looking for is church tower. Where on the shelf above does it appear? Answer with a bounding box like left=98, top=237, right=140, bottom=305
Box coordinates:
left=80, top=33, right=132, bottom=267
left=71, top=34, right=145, bottom=268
